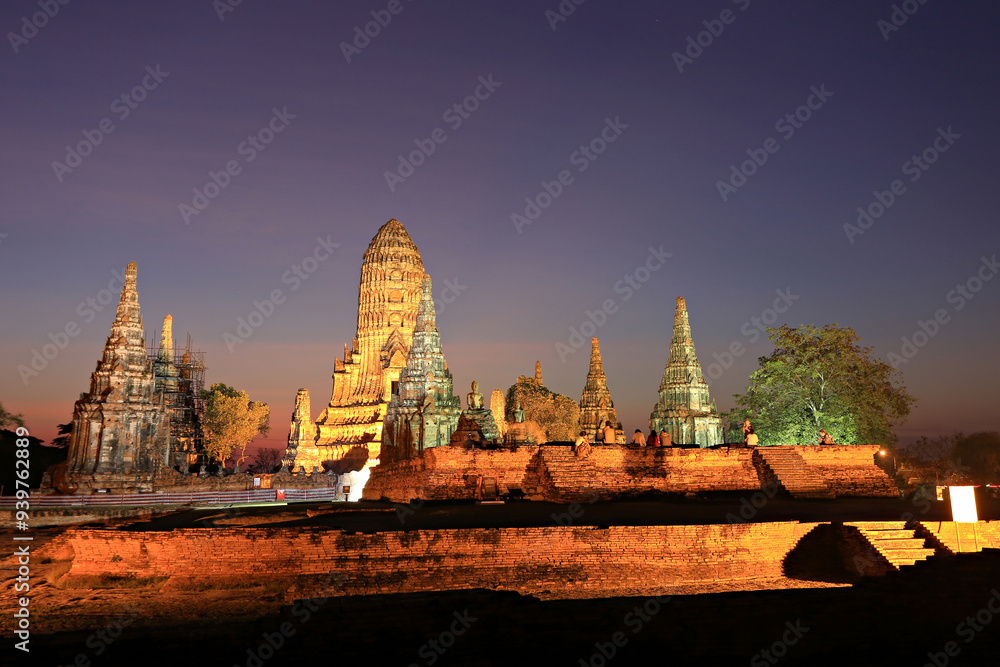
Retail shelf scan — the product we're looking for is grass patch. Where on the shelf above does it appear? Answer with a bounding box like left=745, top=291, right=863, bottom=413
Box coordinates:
left=174, top=579, right=291, bottom=593
left=61, top=573, right=169, bottom=589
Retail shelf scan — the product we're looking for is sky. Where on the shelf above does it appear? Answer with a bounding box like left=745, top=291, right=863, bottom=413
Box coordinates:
left=1, top=0, right=998, bottom=451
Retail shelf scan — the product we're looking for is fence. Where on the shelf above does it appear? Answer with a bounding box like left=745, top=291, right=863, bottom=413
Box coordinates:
left=0, top=487, right=343, bottom=508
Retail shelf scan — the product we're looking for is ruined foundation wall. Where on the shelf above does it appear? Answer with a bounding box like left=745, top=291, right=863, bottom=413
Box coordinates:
left=63, top=522, right=818, bottom=599
left=586, top=447, right=761, bottom=494
left=363, top=446, right=539, bottom=501
left=794, top=445, right=898, bottom=497
left=918, top=521, right=1000, bottom=553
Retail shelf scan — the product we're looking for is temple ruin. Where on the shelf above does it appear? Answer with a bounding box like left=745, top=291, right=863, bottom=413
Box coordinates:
left=49, top=263, right=205, bottom=493
left=579, top=337, right=623, bottom=444
left=286, top=219, right=428, bottom=472
left=649, top=296, right=723, bottom=446
left=381, top=274, right=462, bottom=459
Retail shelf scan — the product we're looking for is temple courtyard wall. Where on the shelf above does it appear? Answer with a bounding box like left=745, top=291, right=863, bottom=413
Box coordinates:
left=41, top=520, right=1000, bottom=601
left=363, top=444, right=894, bottom=503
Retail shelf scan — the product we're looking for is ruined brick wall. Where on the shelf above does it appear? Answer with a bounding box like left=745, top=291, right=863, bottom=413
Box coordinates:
left=794, top=445, right=898, bottom=497
left=62, top=522, right=819, bottom=599
left=366, top=445, right=763, bottom=502
left=918, top=521, right=1000, bottom=553
left=363, top=446, right=539, bottom=502
left=586, top=446, right=761, bottom=495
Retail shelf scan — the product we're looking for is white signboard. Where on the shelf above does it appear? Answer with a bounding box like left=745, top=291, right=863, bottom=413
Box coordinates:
left=949, top=486, right=978, bottom=523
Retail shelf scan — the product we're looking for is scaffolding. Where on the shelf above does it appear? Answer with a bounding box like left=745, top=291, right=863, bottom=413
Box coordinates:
left=148, top=333, right=207, bottom=470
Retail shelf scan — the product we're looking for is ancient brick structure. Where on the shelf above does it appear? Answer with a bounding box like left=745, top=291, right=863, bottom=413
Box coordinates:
left=579, top=337, right=623, bottom=444
left=490, top=388, right=507, bottom=440
left=284, top=388, right=318, bottom=469
left=382, top=275, right=462, bottom=459
left=57, top=522, right=827, bottom=599
left=649, top=297, right=723, bottom=446
left=364, top=444, right=899, bottom=503
left=50, top=263, right=203, bottom=493
left=291, top=220, right=425, bottom=469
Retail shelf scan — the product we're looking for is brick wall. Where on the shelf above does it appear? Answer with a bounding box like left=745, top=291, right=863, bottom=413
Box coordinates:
left=365, top=445, right=762, bottom=502
left=62, top=521, right=819, bottom=599
left=362, top=446, right=540, bottom=502
left=918, top=521, right=1000, bottom=553
left=794, top=445, right=898, bottom=497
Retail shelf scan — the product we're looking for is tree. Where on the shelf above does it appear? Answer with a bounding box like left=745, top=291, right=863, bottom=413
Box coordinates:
left=726, top=324, right=916, bottom=446
left=505, top=375, right=579, bottom=443
left=51, top=422, right=73, bottom=449
left=0, top=402, right=25, bottom=430
left=200, top=383, right=270, bottom=467
left=249, top=447, right=284, bottom=474
left=951, top=431, right=1000, bottom=484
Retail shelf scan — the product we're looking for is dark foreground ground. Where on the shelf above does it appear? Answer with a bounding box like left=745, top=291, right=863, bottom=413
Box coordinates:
left=4, top=497, right=999, bottom=666
left=5, top=550, right=1000, bottom=667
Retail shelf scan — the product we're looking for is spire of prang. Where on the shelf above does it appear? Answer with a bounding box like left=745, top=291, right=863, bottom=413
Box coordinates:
left=159, top=315, right=173, bottom=362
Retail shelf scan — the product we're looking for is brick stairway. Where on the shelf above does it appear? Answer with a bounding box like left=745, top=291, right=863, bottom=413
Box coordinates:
left=539, top=448, right=604, bottom=502
left=756, top=447, right=835, bottom=499
left=847, top=521, right=937, bottom=568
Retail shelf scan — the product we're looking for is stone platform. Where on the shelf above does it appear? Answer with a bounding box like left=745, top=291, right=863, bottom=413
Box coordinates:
left=362, top=444, right=898, bottom=503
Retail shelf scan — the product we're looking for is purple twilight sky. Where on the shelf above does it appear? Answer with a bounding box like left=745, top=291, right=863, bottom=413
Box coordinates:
left=1, top=0, right=998, bottom=450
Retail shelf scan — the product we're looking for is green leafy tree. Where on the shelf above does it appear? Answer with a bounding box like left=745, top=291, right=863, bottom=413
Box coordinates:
left=200, top=383, right=270, bottom=467
left=0, top=402, right=25, bottom=430
left=726, top=324, right=916, bottom=446
left=505, top=375, right=579, bottom=442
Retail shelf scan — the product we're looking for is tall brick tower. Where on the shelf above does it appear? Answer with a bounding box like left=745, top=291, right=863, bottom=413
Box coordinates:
left=649, top=297, right=723, bottom=447
left=53, top=262, right=169, bottom=492
left=312, top=219, right=426, bottom=461
left=382, top=274, right=462, bottom=457
left=579, top=337, right=622, bottom=443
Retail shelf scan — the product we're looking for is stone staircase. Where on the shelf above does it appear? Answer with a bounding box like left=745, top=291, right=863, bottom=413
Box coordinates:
left=847, top=521, right=937, bottom=568
left=538, top=448, right=604, bottom=502
left=756, top=447, right=835, bottom=499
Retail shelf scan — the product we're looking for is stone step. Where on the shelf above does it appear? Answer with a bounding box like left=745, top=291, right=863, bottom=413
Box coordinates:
left=875, top=547, right=936, bottom=563
left=858, top=529, right=917, bottom=540
left=862, top=537, right=929, bottom=550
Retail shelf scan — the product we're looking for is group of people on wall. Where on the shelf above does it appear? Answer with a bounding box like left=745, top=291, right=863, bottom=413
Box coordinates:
left=572, top=419, right=838, bottom=451
left=739, top=419, right=837, bottom=447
